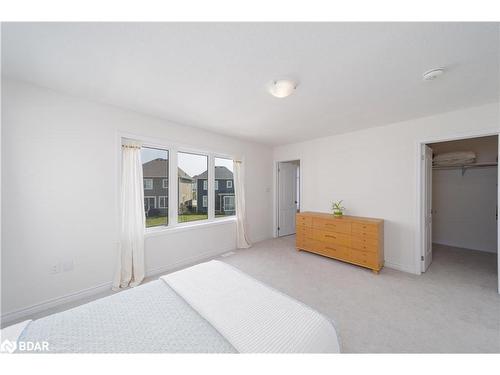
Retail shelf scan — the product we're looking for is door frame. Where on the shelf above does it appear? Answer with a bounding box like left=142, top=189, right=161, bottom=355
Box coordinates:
left=274, top=158, right=301, bottom=238
left=415, top=129, right=499, bottom=293
left=422, top=145, right=433, bottom=272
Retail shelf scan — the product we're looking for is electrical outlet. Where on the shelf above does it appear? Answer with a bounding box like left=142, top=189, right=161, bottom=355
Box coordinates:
left=62, top=260, right=74, bottom=272
left=50, top=262, right=61, bottom=275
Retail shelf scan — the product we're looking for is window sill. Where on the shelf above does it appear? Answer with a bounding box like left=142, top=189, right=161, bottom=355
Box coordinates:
left=144, top=216, right=237, bottom=238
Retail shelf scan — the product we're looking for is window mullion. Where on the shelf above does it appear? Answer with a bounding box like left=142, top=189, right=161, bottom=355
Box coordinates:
left=208, top=154, right=215, bottom=220
left=169, top=148, right=178, bottom=226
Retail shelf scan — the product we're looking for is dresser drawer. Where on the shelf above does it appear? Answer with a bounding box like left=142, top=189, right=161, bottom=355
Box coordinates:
left=319, top=243, right=350, bottom=260
left=351, top=236, right=378, bottom=246
left=352, top=231, right=378, bottom=240
left=296, top=215, right=313, bottom=227
left=312, top=218, right=351, bottom=234
left=351, top=237, right=378, bottom=253
left=296, top=223, right=309, bottom=233
left=313, top=229, right=351, bottom=246
left=350, top=249, right=378, bottom=267
left=296, top=228, right=313, bottom=241
left=352, top=222, right=379, bottom=234
left=300, top=240, right=350, bottom=261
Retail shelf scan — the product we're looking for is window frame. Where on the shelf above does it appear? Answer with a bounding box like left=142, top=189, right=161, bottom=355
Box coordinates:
left=226, top=180, right=233, bottom=189
left=223, top=195, right=235, bottom=212
left=158, top=196, right=168, bottom=209
left=121, top=135, right=236, bottom=235
left=162, top=179, right=168, bottom=189
left=144, top=178, right=153, bottom=190
left=141, top=145, right=169, bottom=229
left=177, top=150, right=209, bottom=224
left=203, top=180, right=208, bottom=191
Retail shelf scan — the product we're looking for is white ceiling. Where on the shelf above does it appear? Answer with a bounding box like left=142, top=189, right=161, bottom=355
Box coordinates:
left=2, top=23, right=499, bottom=145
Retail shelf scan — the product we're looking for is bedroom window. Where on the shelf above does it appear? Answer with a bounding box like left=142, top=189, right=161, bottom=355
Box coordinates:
left=131, top=138, right=236, bottom=232
left=215, top=157, right=235, bottom=217
left=178, top=152, right=208, bottom=223
left=142, top=147, right=169, bottom=227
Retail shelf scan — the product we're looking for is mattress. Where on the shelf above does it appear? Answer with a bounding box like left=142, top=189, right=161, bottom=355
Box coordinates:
left=4, top=261, right=340, bottom=353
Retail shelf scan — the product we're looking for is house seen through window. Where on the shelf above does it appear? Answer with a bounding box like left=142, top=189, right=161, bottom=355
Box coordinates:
left=141, top=147, right=169, bottom=228
left=178, top=152, right=209, bottom=223
left=214, top=157, right=235, bottom=217
left=140, top=146, right=235, bottom=229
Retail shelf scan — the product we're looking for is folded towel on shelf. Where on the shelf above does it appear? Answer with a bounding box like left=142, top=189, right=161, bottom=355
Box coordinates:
left=433, top=151, right=476, bottom=167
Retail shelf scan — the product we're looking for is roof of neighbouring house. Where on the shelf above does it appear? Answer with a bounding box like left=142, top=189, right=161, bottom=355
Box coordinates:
left=193, top=166, right=233, bottom=180
left=142, top=158, right=192, bottom=181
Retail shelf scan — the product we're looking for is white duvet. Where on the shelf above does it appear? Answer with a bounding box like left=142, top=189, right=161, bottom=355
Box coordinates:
left=162, top=260, right=340, bottom=353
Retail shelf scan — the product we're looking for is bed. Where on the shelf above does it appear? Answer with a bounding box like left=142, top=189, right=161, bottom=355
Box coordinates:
left=2, top=260, right=341, bottom=353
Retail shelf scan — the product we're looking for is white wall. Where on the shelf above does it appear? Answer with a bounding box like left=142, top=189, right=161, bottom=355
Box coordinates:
left=1, top=79, right=273, bottom=318
left=274, top=103, right=499, bottom=274
left=432, top=167, right=497, bottom=253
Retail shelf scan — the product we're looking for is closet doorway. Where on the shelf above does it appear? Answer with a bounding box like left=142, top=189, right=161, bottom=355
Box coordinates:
left=276, top=160, right=300, bottom=237
left=419, top=134, right=499, bottom=292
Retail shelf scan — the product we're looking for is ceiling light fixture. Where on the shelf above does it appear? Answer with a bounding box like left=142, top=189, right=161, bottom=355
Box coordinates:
left=269, top=79, right=297, bottom=98
left=422, top=67, right=445, bottom=81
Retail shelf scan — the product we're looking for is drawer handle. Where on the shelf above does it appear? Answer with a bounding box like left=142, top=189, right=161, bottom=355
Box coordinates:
left=325, top=235, right=336, bottom=239
left=325, top=247, right=337, bottom=251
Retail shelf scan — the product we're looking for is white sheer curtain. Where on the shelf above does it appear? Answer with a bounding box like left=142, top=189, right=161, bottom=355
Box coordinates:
left=233, top=160, right=251, bottom=248
left=113, top=141, right=146, bottom=290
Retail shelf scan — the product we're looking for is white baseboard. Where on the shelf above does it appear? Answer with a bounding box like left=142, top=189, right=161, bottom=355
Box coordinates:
left=1, top=281, right=113, bottom=327
left=1, top=247, right=232, bottom=327
left=145, top=248, right=231, bottom=278
left=384, top=261, right=417, bottom=274
left=433, top=241, right=497, bottom=254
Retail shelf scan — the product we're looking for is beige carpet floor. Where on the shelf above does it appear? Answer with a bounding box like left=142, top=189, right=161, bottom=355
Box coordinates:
left=217, top=237, right=500, bottom=353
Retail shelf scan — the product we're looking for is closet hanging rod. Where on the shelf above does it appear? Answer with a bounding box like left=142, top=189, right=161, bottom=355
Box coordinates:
left=432, top=162, right=498, bottom=176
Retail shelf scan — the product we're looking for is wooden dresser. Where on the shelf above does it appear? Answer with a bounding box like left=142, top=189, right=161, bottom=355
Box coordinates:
left=296, top=212, right=384, bottom=273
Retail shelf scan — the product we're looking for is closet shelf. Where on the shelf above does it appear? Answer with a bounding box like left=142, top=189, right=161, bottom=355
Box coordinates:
left=433, top=162, right=498, bottom=176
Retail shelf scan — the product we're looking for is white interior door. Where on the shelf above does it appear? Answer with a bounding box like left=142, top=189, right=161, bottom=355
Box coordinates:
left=423, top=145, right=433, bottom=272
left=278, top=162, right=298, bottom=237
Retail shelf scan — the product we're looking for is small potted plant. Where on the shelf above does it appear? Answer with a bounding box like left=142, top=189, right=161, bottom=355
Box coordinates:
left=332, top=200, right=345, bottom=217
